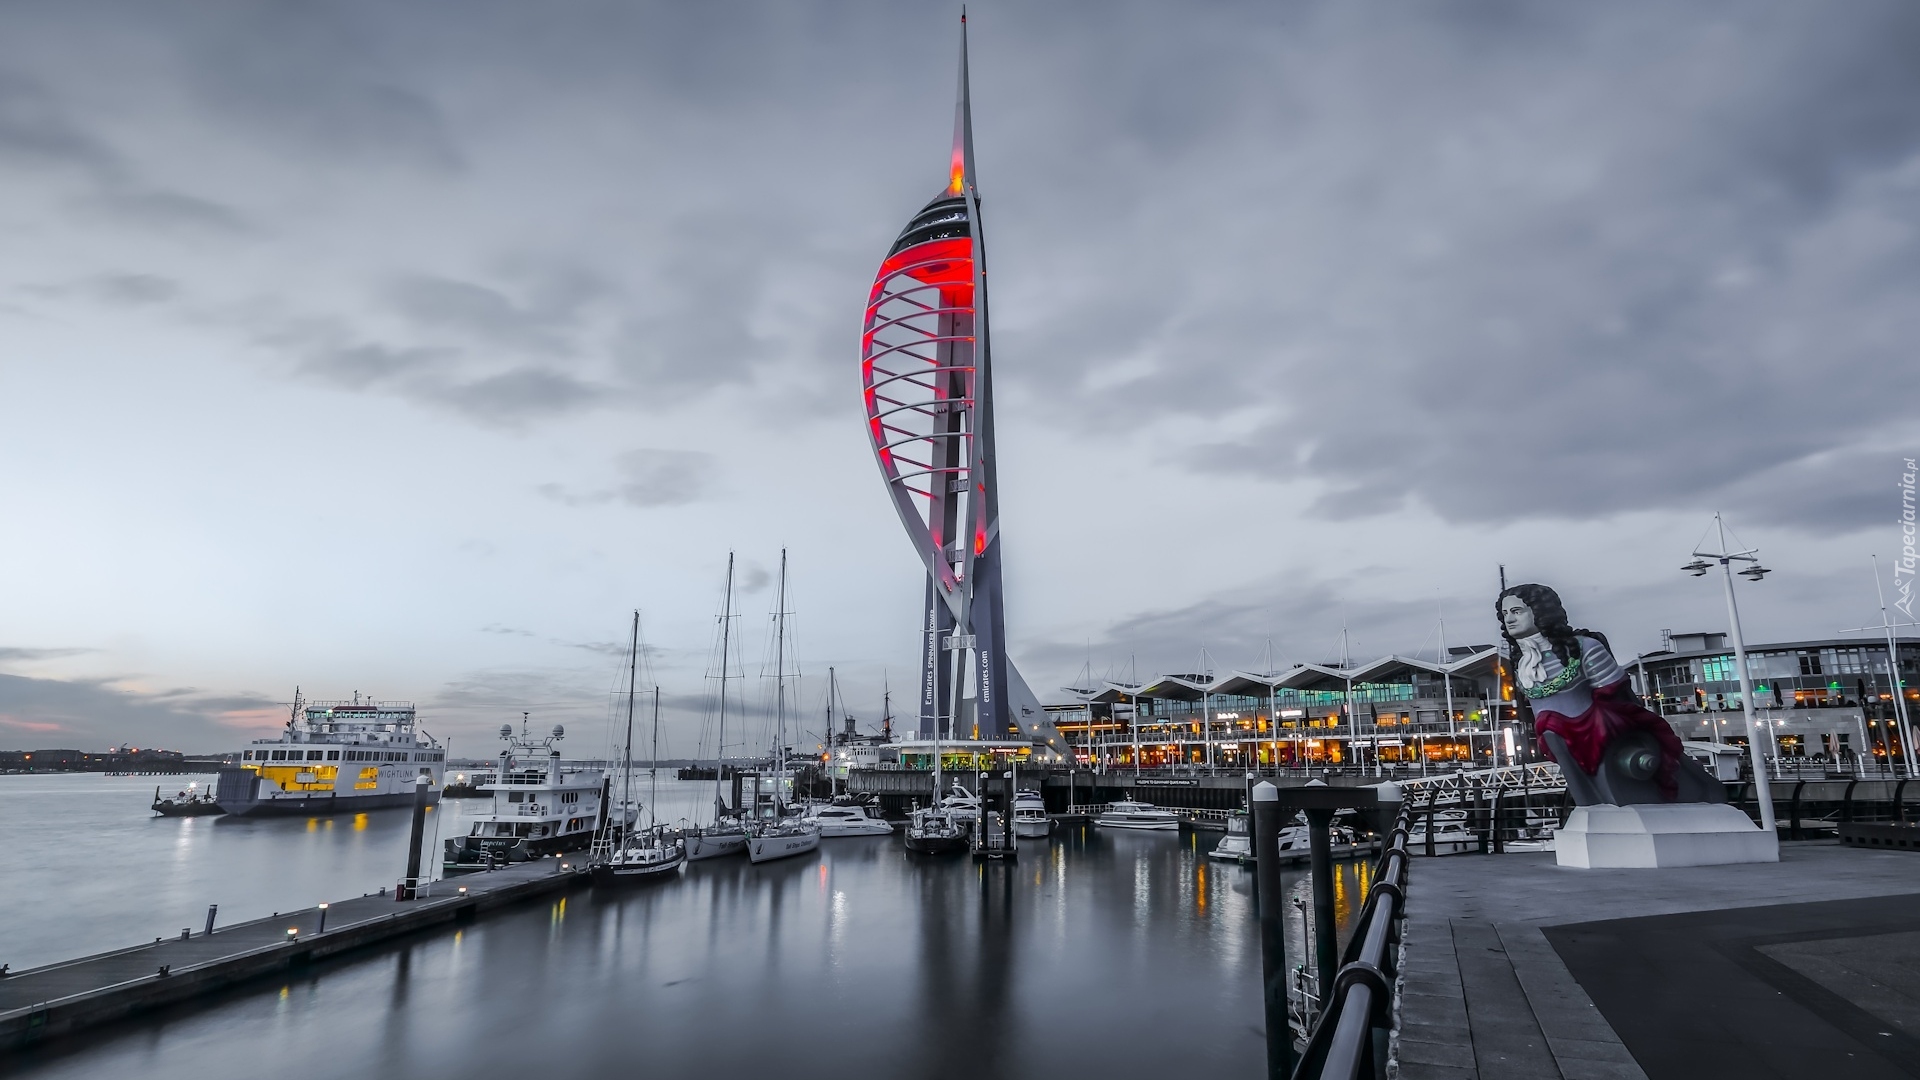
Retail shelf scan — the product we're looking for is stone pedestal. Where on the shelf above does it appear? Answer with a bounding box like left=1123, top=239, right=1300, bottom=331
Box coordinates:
left=1555, top=803, right=1779, bottom=869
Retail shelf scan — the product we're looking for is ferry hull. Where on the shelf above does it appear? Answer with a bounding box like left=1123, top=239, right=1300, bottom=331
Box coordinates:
left=221, top=789, right=437, bottom=817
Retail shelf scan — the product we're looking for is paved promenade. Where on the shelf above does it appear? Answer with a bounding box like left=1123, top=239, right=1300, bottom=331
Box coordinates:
left=1398, top=841, right=1920, bottom=1080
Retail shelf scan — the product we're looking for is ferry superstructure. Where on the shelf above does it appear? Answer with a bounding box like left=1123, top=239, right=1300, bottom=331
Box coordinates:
left=215, top=695, right=444, bottom=817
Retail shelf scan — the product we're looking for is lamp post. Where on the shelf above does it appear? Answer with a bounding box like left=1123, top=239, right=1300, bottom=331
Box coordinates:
left=1683, top=513, right=1775, bottom=831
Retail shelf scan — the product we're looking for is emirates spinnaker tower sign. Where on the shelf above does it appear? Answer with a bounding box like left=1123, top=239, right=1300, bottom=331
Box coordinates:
left=860, top=18, right=1065, bottom=761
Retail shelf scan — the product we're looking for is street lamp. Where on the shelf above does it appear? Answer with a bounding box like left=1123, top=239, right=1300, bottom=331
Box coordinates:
left=1687, top=514, right=1776, bottom=831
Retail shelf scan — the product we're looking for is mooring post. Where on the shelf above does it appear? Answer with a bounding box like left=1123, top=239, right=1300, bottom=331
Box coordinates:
left=1251, top=782, right=1296, bottom=1079
left=1305, top=805, right=1339, bottom=1011
left=400, top=773, right=430, bottom=900
left=204, top=904, right=218, bottom=936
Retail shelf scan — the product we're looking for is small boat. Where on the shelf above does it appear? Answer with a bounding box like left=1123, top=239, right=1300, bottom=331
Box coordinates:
left=746, top=818, right=822, bottom=862
left=1012, top=790, right=1051, bottom=839
left=1095, top=800, right=1179, bottom=831
left=904, top=808, right=969, bottom=854
left=1209, top=811, right=1253, bottom=862
left=686, top=821, right=749, bottom=861
left=442, top=769, right=495, bottom=798
left=806, top=801, right=893, bottom=837
left=152, top=783, right=223, bottom=817
left=1409, top=809, right=1476, bottom=855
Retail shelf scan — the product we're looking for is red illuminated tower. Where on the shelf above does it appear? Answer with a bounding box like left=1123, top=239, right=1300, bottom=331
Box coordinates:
left=860, top=18, right=1062, bottom=758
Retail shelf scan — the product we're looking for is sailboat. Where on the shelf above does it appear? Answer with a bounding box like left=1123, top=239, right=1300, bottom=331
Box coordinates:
left=686, top=554, right=749, bottom=861
left=745, top=549, right=822, bottom=864
left=591, top=611, right=686, bottom=885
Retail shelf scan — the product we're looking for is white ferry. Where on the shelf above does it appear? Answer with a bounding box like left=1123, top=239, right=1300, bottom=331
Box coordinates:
left=444, top=718, right=605, bottom=871
left=214, top=694, right=444, bottom=817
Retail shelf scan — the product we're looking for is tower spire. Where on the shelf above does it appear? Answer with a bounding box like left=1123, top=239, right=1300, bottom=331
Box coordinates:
left=949, top=10, right=974, bottom=197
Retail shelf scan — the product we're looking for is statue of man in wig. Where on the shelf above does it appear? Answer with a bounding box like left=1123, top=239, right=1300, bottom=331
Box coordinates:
left=1497, top=583, right=1724, bottom=806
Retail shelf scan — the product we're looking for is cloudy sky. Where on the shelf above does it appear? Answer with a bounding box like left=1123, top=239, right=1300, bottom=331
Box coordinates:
left=2, top=1, right=1916, bottom=756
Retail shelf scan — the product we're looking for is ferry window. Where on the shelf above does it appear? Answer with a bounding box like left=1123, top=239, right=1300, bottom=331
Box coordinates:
left=508, top=791, right=525, bottom=803
left=308, top=751, right=324, bottom=761
left=244, top=751, right=253, bottom=760
left=271, top=750, right=286, bottom=761
left=327, top=751, right=339, bottom=760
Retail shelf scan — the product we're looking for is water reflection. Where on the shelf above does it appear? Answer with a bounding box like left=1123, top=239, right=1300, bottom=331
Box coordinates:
left=5, top=779, right=1369, bottom=1080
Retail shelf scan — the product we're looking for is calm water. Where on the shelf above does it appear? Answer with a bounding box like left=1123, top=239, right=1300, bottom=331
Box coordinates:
left=1, top=774, right=1370, bottom=1080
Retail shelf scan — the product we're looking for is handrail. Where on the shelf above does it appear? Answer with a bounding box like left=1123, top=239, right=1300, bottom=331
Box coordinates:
left=1290, top=803, right=1412, bottom=1080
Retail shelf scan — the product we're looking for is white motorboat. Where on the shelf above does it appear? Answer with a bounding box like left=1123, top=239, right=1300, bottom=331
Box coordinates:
left=747, top=818, right=823, bottom=862
left=1011, top=789, right=1050, bottom=838
left=937, top=781, right=982, bottom=823
left=805, top=802, right=894, bottom=837
left=444, top=718, right=604, bottom=872
left=1409, top=809, right=1477, bottom=855
left=1095, top=800, right=1179, bottom=831
left=1209, top=811, right=1253, bottom=862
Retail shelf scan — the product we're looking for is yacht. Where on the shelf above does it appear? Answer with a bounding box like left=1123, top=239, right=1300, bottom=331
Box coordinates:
left=688, top=553, right=749, bottom=861
left=216, top=692, right=445, bottom=816
left=1012, top=789, right=1051, bottom=838
left=1095, top=800, right=1179, bottom=831
left=588, top=611, right=685, bottom=886
left=937, top=781, right=982, bottom=823
left=443, top=718, right=604, bottom=872
left=806, top=800, right=894, bottom=837
left=740, top=549, right=822, bottom=865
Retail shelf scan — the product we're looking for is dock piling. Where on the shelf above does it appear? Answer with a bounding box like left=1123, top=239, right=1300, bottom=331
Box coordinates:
left=203, top=905, right=217, bottom=936
left=1305, top=806, right=1339, bottom=1009
left=1251, top=782, right=1296, bottom=1079
left=399, top=774, right=430, bottom=900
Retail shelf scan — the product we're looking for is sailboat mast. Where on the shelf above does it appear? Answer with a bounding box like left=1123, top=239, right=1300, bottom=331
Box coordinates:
left=624, top=609, right=638, bottom=840
left=715, top=553, right=734, bottom=822
left=773, top=548, right=789, bottom=811
left=650, top=686, right=661, bottom=831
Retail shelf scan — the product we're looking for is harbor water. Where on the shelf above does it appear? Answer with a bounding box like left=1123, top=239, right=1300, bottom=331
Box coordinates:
left=2, top=774, right=1370, bottom=1079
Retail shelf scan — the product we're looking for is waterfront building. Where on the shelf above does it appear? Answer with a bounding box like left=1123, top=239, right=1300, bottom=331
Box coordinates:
left=1050, top=631, right=1918, bottom=770
left=1630, top=631, right=1919, bottom=762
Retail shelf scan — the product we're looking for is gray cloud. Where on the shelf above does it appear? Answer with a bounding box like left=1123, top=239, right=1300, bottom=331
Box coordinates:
left=539, top=449, right=719, bottom=509
left=387, top=275, right=578, bottom=355
left=0, top=646, right=96, bottom=665
left=0, top=673, right=277, bottom=752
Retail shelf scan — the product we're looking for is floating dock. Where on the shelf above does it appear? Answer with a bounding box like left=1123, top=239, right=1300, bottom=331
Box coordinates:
left=0, top=858, right=587, bottom=1056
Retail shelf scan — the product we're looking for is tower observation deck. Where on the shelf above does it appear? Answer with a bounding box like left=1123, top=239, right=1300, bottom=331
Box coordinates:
left=860, top=17, right=1066, bottom=762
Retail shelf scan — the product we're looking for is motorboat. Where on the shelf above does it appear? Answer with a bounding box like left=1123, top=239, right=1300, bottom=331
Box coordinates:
left=805, top=801, right=894, bottom=837
left=1012, top=789, right=1051, bottom=838
left=1408, top=809, right=1477, bottom=855
left=746, top=818, right=822, bottom=863
left=1209, top=811, right=1252, bottom=862
left=937, top=781, right=982, bottom=823
left=152, top=782, right=223, bottom=817
left=904, top=807, right=969, bottom=854
left=444, top=718, right=604, bottom=873
left=1095, top=800, right=1179, bottom=831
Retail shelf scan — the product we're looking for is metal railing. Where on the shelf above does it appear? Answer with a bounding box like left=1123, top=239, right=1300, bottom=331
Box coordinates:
left=1291, top=803, right=1410, bottom=1080
left=1396, top=761, right=1565, bottom=804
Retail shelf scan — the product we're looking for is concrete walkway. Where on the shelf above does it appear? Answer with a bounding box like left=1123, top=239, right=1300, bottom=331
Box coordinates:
left=0, top=859, right=583, bottom=1054
left=1397, top=841, right=1920, bottom=1080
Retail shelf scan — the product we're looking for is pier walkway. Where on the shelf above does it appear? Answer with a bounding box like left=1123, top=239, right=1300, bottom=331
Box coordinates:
left=0, top=858, right=586, bottom=1055
left=1398, top=842, right=1920, bottom=1080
